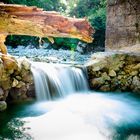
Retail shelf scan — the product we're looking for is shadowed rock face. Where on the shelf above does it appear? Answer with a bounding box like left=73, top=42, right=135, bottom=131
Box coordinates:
left=106, top=0, right=140, bottom=51
left=0, top=3, right=94, bottom=54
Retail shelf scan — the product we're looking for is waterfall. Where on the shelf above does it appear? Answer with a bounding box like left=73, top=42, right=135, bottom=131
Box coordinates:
left=31, top=62, right=88, bottom=101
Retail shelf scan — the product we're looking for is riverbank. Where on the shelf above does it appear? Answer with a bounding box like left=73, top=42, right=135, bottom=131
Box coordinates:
left=0, top=49, right=140, bottom=111
left=86, top=52, right=140, bottom=93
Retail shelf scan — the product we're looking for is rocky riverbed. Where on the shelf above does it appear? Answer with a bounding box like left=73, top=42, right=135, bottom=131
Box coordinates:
left=8, top=47, right=91, bottom=64
left=86, top=52, right=140, bottom=93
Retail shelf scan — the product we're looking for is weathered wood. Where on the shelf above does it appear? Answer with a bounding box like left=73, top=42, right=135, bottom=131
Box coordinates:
left=0, top=3, right=94, bottom=54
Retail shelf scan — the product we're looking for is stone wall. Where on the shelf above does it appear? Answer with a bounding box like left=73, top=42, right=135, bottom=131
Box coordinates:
left=86, top=52, right=140, bottom=93
left=106, top=0, right=140, bottom=51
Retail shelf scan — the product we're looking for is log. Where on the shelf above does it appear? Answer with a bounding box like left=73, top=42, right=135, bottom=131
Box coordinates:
left=0, top=3, right=94, bottom=54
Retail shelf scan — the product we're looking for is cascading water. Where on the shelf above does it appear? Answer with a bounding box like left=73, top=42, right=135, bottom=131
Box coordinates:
left=31, top=62, right=88, bottom=100
left=1, top=62, right=140, bottom=140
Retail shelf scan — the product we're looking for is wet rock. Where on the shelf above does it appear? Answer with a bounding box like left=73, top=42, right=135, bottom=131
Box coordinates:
left=92, top=78, right=104, bottom=88
left=0, top=101, right=7, bottom=111
left=22, top=72, right=33, bottom=83
left=100, top=85, right=110, bottom=92
left=26, top=83, right=35, bottom=98
left=9, top=85, right=27, bottom=100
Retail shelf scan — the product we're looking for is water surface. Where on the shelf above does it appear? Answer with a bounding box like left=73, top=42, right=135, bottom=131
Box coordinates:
left=0, top=92, right=140, bottom=140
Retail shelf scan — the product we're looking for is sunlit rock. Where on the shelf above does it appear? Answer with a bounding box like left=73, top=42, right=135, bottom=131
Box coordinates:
left=87, top=52, right=140, bottom=93
left=101, top=72, right=111, bottom=81
left=21, top=58, right=31, bottom=70
left=12, top=78, right=19, bottom=87
left=2, top=55, right=18, bottom=71
left=109, top=70, right=116, bottom=77
left=16, top=81, right=26, bottom=88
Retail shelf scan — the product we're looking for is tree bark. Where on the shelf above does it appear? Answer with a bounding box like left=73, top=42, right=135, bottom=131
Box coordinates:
left=0, top=3, right=94, bottom=54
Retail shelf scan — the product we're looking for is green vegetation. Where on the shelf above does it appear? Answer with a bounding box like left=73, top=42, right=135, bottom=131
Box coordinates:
left=69, top=0, right=106, bottom=50
left=2, top=0, right=106, bottom=52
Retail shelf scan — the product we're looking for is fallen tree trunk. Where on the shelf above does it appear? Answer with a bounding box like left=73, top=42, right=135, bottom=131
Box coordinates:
left=0, top=3, right=94, bottom=54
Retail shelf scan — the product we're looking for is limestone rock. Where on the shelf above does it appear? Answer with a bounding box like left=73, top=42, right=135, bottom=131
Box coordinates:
left=87, top=52, right=140, bottom=93
left=92, top=78, right=104, bottom=87
left=22, top=72, right=33, bottom=83
left=12, top=78, right=19, bottom=87
left=109, top=70, right=116, bottom=77
left=132, top=76, right=140, bottom=85
left=101, top=72, right=111, bottom=81
left=21, top=58, right=31, bottom=70
left=133, top=63, right=140, bottom=70
left=16, top=81, right=25, bottom=88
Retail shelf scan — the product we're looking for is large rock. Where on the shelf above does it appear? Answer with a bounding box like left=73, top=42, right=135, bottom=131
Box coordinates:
left=2, top=55, right=18, bottom=71
left=0, top=56, right=34, bottom=105
left=86, top=52, right=140, bottom=93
